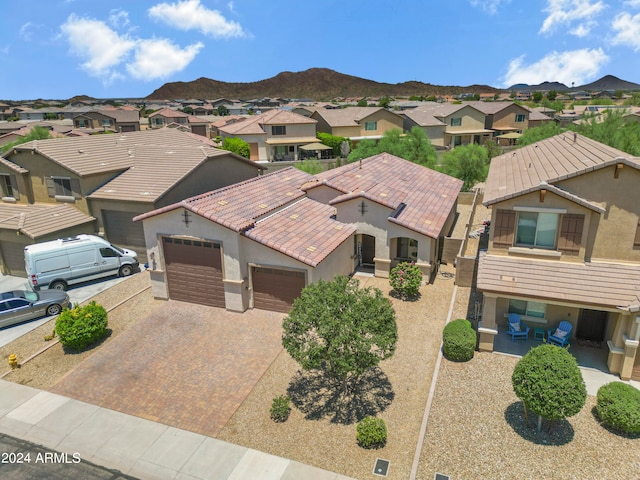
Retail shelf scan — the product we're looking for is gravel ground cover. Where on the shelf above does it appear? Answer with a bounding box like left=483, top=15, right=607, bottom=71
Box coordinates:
left=217, top=269, right=458, bottom=480
left=416, top=352, right=640, bottom=480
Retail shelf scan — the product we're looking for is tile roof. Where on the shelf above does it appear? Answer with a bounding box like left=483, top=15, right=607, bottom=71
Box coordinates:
left=87, top=145, right=243, bottom=203
left=134, top=167, right=313, bottom=232
left=477, top=252, right=640, bottom=310
left=310, top=153, right=463, bottom=238
left=0, top=203, right=95, bottom=239
left=244, top=198, right=355, bottom=267
left=13, top=128, right=219, bottom=177
left=0, top=156, right=29, bottom=174
left=311, top=107, right=393, bottom=127
left=219, top=109, right=316, bottom=136
left=483, top=132, right=640, bottom=206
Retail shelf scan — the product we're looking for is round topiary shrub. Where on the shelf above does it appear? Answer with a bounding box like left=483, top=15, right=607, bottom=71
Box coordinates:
left=597, top=382, right=640, bottom=435
left=270, top=395, right=291, bottom=423
left=55, top=301, right=108, bottom=350
left=356, top=416, right=387, bottom=449
left=389, top=261, right=422, bottom=299
left=442, top=318, right=476, bottom=361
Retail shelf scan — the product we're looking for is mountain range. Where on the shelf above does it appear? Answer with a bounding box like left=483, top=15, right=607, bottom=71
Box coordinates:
left=145, top=68, right=640, bottom=101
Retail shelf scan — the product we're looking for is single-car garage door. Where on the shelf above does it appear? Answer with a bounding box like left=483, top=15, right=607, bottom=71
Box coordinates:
left=103, top=210, right=146, bottom=248
left=163, top=237, right=225, bottom=308
left=0, top=241, right=27, bottom=276
left=252, top=267, right=305, bottom=313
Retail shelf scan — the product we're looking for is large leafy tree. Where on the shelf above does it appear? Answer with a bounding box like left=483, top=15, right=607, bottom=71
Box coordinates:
left=440, top=143, right=488, bottom=191
left=282, top=276, right=397, bottom=393
left=317, top=132, right=350, bottom=157
left=516, top=121, right=565, bottom=146
left=220, top=137, right=250, bottom=159
left=0, top=126, right=53, bottom=154
left=512, top=344, right=586, bottom=431
left=347, top=127, right=437, bottom=168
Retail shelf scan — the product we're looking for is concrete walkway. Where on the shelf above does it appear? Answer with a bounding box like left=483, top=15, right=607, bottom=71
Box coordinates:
left=0, top=380, right=353, bottom=480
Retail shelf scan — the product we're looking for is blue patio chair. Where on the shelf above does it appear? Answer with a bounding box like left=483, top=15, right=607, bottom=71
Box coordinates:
left=547, top=321, right=572, bottom=347
left=507, top=313, right=530, bottom=341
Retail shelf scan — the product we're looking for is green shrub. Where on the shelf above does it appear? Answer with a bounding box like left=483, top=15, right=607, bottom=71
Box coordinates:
left=442, top=319, right=476, bottom=361
left=270, top=395, right=291, bottom=423
left=55, top=301, right=108, bottom=350
left=597, top=382, right=640, bottom=434
left=389, top=261, right=422, bottom=299
left=356, top=416, right=387, bottom=449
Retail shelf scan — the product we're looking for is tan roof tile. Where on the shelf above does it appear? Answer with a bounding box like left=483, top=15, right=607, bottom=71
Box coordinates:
left=245, top=198, right=355, bottom=267
left=477, top=252, right=640, bottom=310
left=0, top=203, right=95, bottom=239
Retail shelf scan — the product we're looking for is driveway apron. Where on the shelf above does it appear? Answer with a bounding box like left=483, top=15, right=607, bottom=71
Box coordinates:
left=50, top=301, right=285, bottom=437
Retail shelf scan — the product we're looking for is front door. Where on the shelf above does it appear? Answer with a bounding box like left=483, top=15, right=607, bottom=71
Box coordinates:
left=576, top=309, right=608, bottom=342
left=360, top=235, right=375, bottom=266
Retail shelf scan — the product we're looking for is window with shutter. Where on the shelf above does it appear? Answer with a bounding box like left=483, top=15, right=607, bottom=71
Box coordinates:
left=558, top=214, right=584, bottom=255
left=45, top=176, right=82, bottom=200
left=493, top=209, right=516, bottom=248
left=0, top=174, right=19, bottom=200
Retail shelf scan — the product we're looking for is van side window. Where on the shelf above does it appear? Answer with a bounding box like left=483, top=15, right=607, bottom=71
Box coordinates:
left=100, top=248, right=120, bottom=258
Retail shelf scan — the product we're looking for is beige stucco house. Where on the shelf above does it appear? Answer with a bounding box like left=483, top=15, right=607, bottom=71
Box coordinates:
left=310, top=107, right=404, bottom=145
left=477, top=132, right=640, bottom=381
left=0, top=129, right=264, bottom=267
left=134, top=153, right=462, bottom=314
left=218, top=109, right=319, bottom=161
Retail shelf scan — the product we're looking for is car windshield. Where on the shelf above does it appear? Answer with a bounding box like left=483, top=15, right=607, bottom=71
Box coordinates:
left=110, top=243, right=125, bottom=255
left=24, top=291, right=38, bottom=302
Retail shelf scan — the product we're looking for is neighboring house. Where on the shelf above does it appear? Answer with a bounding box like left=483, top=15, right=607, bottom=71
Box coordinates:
left=0, top=129, right=264, bottom=262
left=0, top=203, right=95, bottom=275
left=467, top=101, right=533, bottom=135
left=401, top=103, right=491, bottom=148
left=209, top=115, right=247, bottom=137
left=218, top=109, right=319, bottom=161
left=476, top=132, right=640, bottom=381
left=134, top=153, right=462, bottom=313
left=148, top=108, right=211, bottom=137
left=310, top=107, right=404, bottom=145
left=72, top=108, right=141, bottom=133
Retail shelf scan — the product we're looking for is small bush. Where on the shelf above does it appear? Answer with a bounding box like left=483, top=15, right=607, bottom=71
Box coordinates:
left=270, top=395, right=291, bottom=423
left=442, top=319, right=476, bottom=362
left=597, top=382, right=640, bottom=434
left=55, top=301, right=108, bottom=350
left=389, top=261, right=422, bottom=299
left=356, top=416, right=387, bottom=449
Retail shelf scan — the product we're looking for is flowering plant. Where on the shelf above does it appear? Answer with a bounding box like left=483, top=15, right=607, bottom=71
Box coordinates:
left=389, top=261, right=422, bottom=299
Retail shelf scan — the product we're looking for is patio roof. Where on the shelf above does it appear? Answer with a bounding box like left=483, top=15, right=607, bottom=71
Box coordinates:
left=477, top=252, right=640, bottom=311
left=299, top=142, right=331, bottom=151
left=264, top=136, right=319, bottom=145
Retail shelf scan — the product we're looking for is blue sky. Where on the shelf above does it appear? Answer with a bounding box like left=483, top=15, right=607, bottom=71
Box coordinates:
left=2, top=0, right=640, bottom=100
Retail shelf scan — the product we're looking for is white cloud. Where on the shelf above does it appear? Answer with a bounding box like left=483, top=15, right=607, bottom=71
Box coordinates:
left=108, top=9, right=131, bottom=29
left=469, top=0, right=510, bottom=14
left=611, top=12, right=640, bottom=50
left=501, top=48, right=609, bottom=87
left=60, top=15, right=136, bottom=79
left=148, top=0, right=245, bottom=38
left=127, top=38, right=203, bottom=79
left=570, top=21, right=594, bottom=37
left=624, top=0, right=640, bottom=7
left=539, top=0, right=606, bottom=35
left=19, top=22, right=42, bottom=41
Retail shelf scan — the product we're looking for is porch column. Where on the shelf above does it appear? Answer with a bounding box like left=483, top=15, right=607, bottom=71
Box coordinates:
left=478, top=294, right=498, bottom=352
left=621, top=336, right=639, bottom=381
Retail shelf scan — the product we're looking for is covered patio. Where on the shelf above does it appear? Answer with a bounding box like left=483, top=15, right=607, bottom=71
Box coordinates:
left=299, top=142, right=333, bottom=160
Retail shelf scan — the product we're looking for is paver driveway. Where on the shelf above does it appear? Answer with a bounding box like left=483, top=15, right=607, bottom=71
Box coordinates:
left=50, top=300, right=285, bottom=437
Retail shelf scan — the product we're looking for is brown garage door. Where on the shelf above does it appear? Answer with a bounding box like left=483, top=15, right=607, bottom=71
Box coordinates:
left=103, top=210, right=146, bottom=248
left=252, top=267, right=305, bottom=313
left=0, top=241, right=27, bottom=275
left=163, top=237, right=225, bottom=308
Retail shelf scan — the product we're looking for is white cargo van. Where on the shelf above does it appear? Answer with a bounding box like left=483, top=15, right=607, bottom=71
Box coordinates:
left=24, top=235, right=138, bottom=291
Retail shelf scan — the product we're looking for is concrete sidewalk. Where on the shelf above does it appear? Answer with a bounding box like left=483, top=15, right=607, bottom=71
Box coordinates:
left=0, top=380, right=353, bottom=480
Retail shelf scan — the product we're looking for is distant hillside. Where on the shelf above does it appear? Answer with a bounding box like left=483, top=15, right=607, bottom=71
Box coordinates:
left=508, top=75, right=640, bottom=92
left=146, top=68, right=502, bottom=101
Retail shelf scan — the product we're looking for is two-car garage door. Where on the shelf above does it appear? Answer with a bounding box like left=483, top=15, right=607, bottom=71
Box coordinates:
left=163, top=237, right=225, bottom=308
